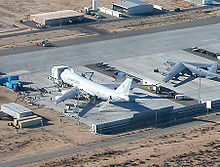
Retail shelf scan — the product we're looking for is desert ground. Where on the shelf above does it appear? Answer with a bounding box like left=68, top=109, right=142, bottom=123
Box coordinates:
left=0, top=0, right=197, bottom=30
left=21, top=119, right=220, bottom=167
left=1, top=0, right=220, bottom=49
left=91, top=7, right=219, bottom=33
left=0, top=86, right=111, bottom=163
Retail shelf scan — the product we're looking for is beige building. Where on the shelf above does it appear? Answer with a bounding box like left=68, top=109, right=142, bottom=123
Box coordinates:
left=30, top=10, right=84, bottom=26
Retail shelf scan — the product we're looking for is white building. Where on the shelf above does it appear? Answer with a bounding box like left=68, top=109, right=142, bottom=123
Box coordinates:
left=113, top=0, right=153, bottom=15
left=1, top=103, right=33, bottom=119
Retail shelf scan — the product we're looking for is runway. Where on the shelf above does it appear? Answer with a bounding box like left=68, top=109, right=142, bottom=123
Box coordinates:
left=0, top=16, right=220, bottom=56
left=0, top=23, right=220, bottom=73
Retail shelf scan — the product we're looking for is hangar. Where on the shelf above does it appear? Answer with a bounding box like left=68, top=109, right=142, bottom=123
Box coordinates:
left=30, top=10, right=84, bottom=26
left=113, top=0, right=153, bottom=15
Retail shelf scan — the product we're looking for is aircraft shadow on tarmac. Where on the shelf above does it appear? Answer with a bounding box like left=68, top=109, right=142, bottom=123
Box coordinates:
left=171, top=74, right=220, bottom=87
left=79, top=93, right=164, bottom=117
left=112, top=101, right=152, bottom=113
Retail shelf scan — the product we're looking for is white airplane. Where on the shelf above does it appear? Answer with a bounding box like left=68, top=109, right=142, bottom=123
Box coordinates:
left=55, top=68, right=152, bottom=104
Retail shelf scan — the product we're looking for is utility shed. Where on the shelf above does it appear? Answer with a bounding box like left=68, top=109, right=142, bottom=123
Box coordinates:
left=30, top=10, right=84, bottom=26
left=113, top=0, right=153, bottom=15
left=1, top=103, right=33, bottom=119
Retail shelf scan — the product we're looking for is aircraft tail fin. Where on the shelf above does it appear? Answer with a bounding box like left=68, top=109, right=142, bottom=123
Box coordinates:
left=115, top=78, right=132, bottom=96
left=208, top=62, right=218, bottom=73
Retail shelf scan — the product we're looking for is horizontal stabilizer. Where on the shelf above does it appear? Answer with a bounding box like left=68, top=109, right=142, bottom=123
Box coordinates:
left=206, top=73, right=220, bottom=79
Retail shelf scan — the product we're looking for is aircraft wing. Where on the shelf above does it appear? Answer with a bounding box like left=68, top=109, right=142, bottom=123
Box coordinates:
left=101, top=83, right=155, bottom=89
left=163, top=62, right=186, bottom=83
left=55, top=87, right=78, bottom=104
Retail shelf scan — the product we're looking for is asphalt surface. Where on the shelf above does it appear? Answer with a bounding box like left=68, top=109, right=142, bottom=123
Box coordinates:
left=0, top=114, right=219, bottom=167
left=0, top=20, right=219, bottom=101
left=1, top=16, right=220, bottom=57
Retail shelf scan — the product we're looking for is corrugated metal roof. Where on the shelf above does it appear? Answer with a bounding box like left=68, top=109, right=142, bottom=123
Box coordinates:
left=30, top=10, right=83, bottom=20
left=2, top=103, right=32, bottom=114
left=113, top=0, right=151, bottom=9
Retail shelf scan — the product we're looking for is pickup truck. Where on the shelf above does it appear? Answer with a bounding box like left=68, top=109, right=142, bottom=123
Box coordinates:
left=36, top=41, right=52, bottom=47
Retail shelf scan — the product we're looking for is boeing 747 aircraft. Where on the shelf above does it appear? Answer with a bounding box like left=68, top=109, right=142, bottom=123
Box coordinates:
left=55, top=68, right=150, bottom=104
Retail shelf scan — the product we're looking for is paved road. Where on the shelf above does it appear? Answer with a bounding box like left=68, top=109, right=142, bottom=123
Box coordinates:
left=0, top=114, right=219, bottom=167
left=0, top=16, right=220, bottom=57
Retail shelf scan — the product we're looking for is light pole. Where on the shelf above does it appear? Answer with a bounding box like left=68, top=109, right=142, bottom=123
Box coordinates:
left=198, top=68, right=202, bottom=104
left=77, top=95, right=80, bottom=131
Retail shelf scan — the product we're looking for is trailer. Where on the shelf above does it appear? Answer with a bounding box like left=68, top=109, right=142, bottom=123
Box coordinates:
left=18, top=117, right=42, bottom=128
left=0, top=75, right=19, bottom=84
left=1, top=103, right=33, bottom=119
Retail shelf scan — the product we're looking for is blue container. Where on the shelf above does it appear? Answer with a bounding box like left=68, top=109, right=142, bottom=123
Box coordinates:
left=0, top=77, right=8, bottom=84
left=8, top=75, right=19, bottom=82
left=6, top=81, right=22, bottom=91
left=6, top=82, right=13, bottom=88
left=10, top=80, right=19, bottom=84
left=13, top=84, right=18, bottom=91
left=117, top=72, right=125, bottom=77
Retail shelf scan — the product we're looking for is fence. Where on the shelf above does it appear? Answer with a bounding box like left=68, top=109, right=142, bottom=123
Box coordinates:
left=91, top=100, right=220, bottom=134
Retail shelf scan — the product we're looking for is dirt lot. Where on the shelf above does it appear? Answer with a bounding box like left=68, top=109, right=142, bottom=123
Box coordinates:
left=0, top=28, right=95, bottom=49
left=0, top=0, right=197, bottom=30
left=0, top=0, right=118, bottom=32
left=22, top=120, right=220, bottom=167
left=0, top=86, right=111, bottom=162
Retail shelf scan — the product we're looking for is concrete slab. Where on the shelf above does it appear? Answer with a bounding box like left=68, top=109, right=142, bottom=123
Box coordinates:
left=71, top=88, right=184, bottom=126
left=21, top=67, right=184, bottom=126
left=108, top=49, right=220, bottom=101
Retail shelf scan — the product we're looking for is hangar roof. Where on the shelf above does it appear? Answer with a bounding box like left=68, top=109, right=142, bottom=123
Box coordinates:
left=113, top=0, right=151, bottom=9
left=30, top=10, right=83, bottom=20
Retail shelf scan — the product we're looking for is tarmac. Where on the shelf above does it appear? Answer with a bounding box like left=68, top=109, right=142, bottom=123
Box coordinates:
left=107, top=49, right=220, bottom=101
left=19, top=66, right=183, bottom=126
left=0, top=22, right=220, bottom=126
